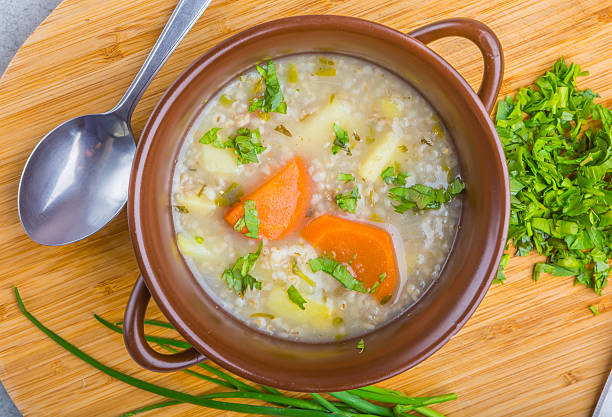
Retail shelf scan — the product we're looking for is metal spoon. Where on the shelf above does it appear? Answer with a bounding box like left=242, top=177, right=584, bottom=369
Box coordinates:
left=18, top=0, right=212, bottom=246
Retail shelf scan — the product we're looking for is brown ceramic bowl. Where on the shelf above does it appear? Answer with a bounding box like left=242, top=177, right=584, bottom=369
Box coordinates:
left=124, top=15, right=509, bottom=392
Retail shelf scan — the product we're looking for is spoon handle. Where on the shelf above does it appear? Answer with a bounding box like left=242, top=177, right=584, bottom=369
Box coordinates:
left=112, top=0, right=212, bottom=120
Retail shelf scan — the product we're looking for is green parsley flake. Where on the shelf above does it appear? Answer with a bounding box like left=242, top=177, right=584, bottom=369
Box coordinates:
left=381, top=166, right=408, bottom=186
left=432, top=123, right=444, bottom=138
left=494, top=58, right=611, bottom=294
left=199, top=127, right=224, bottom=147
left=173, top=205, right=189, bottom=214
left=233, top=217, right=246, bottom=233
left=309, top=256, right=367, bottom=293
left=356, top=339, right=365, bottom=353
left=251, top=313, right=275, bottom=319
left=221, top=241, right=263, bottom=297
left=287, top=64, right=298, bottom=83
left=336, top=186, right=360, bottom=213
left=337, top=173, right=355, bottom=182
left=287, top=285, right=307, bottom=310
left=388, top=178, right=465, bottom=212
left=589, top=305, right=600, bottom=316
left=332, top=123, right=351, bottom=155
left=249, top=61, right=287, bottom=114
left=493, top=253, right=510, bottom=284
left=226, top=127, right=266, bottom=165
left=219, top=94, right=234, bottom=107
left=369, top=272, right=387, bottom=294
left=200, top=127, right=266, bottom=166
left=197, top=185, right=206, bottom=197
left=291, top=258, right=315, bottom=286
left=233, top=199, right=259, bottom=238
left=380, top=295, right=392, bottom=305
left=274, top=125, right=292, bottom=137
left=214, top=182, right=244, bottom=207
left=315, top=67, right=336, bottom=77
left=194, top=236, right=204, bottom=244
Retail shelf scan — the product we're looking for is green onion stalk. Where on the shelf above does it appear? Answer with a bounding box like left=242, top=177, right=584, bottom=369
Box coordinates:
left=14, top=287, right=456, bottom=417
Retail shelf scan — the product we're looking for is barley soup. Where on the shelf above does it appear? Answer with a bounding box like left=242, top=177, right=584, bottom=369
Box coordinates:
left=172, top=54, right=464, bottom=342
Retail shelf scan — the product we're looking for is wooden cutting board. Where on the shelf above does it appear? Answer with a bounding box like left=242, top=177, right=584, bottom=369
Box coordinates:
left=0, top=0, right=611, bottom=416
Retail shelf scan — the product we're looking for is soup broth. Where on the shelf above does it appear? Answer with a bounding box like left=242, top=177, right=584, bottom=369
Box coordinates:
left=172, top=54, right=462, bottom=342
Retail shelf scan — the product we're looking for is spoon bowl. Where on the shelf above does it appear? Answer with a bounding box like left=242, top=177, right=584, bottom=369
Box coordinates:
left=17, top=0, right=212, bottom=245
left=18, top=113, right=135, bottom=245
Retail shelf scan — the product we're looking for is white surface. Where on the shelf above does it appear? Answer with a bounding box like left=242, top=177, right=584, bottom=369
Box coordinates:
left=0, top=1, right=63, bottom=415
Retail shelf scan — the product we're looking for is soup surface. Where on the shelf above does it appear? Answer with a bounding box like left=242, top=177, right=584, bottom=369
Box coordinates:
left=172, top=54, right=463, bottom=342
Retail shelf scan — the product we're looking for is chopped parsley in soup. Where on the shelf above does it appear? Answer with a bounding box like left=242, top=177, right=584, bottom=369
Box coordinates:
left=172, top=54, right=464, bottom=341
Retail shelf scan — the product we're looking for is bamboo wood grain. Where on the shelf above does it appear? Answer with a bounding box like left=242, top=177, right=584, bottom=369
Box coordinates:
left=0, top=0, right=610, bottom=416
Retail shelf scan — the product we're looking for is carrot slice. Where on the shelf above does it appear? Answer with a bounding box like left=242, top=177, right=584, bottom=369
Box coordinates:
left=301, top=215, right=398, bottom=302
left=225, top=157, right=312, bottom=240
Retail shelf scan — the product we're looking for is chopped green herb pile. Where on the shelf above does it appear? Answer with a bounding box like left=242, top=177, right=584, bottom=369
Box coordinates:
left=249, top=60, right=287, bottom=114
left=15, top=287, right=458, bottom=417
left=332, top=123, right=351, bottom=155
left=233, top=200, right=260, bottom=239
left=287, top=285, right=307, bottom=310
left=336, top=186, right=360, bottom=213
left=309, top=256, right=367, bottom=293
left=221, top=241, right=263, bottom=297
left=495, top=58, right=611, bottom=294
left=388, top=178, right=465, bottom=213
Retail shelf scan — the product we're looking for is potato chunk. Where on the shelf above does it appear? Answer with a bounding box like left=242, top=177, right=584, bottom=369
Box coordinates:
left=296, top=100, right=368, bottom=147
left=358, top=131, right=401, bottom=182
left=199, top=146, right=238, bottom=174
left=176, top=233, right=211, bottom=259
left=176, top=192, right=215, bottom=217
left=266, top=287, right=331, bottom=331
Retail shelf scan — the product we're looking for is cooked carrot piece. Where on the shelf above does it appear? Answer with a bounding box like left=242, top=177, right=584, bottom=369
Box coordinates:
left=301, top=215, right=398, bottom=302
left=225, top=157, right=312, bottom=240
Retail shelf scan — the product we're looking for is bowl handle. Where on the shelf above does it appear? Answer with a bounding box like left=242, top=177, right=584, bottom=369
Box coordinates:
left=123, top=275, right=207, bottom=371
left=409, top=18, right=504, bottom=114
